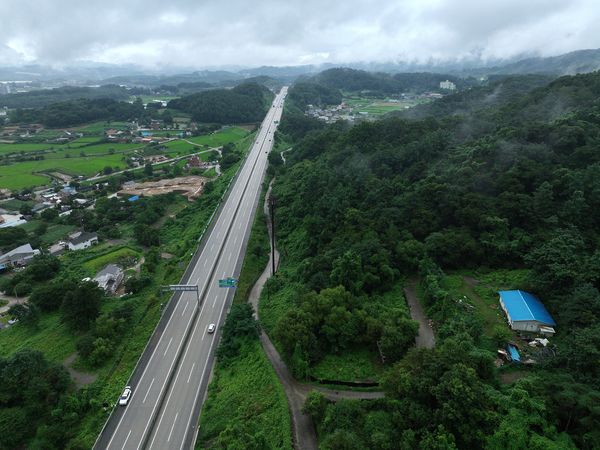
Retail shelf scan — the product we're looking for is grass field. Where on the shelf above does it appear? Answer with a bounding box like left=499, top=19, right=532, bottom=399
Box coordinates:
left=187, top=126, right=249, bottom=147
left=0, top=198, right=35, bottom=212
left=74, top=121, right=131, bottom=134
left=0, top=143, right=54, bottom=154
left=310, top=347, right=383, bottom=382
left=196, top=340, right=293, bottom=450
left=0, top=153, right=128, bottom=190
left=0, top=312, right=77, bottom=362
left=345, top=96, right=429, bottom=115
left=0, top=126, right=250, bottom=191
left=441, top=269, right=531, bottom=350
left=82, top=246, right=141, bottom=274
left=18, top=221, right=77, bottom=245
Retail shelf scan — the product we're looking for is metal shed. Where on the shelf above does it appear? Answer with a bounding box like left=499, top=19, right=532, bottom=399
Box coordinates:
left=499, top=290, right=556, bottom=333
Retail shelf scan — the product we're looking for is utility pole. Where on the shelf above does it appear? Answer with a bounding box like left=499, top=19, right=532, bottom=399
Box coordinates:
left=269, top=193, right=276, bottom=276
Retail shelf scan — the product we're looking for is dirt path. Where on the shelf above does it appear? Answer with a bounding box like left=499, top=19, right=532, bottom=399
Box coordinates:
left=63, top=353, right=97, bottom=389
left=280, top=147, right=293, bottom=164
left=404, top=281, right=435, bottom=349
left=0, top=293, right=28, bottom=315
left=247, top=180, right=383, bottom=450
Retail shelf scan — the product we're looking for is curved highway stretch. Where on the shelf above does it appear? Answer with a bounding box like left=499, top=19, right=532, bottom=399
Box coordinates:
left=96, top=87, right=287, bottom=450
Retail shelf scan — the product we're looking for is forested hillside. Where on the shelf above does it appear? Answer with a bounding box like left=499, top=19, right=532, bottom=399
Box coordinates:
left=267, top=71, right=600, bottom=448
left=168, top=82, right=273, bottom=123
left=0, top=85, right=130, bottom=109
left=286, top=81, right=342, bottom=111
left=309, top=67, right=477, bottom=94
left=10, top=97, right=147, bottom=127
left=399, top=74, right=555, bottom=121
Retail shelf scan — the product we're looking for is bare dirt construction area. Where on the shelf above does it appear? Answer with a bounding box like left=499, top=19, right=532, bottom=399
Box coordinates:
left=117, top=175, right=208, bottom=200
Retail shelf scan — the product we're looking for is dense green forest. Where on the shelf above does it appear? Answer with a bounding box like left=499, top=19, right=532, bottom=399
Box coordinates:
left=284, top=81, right=342, bottom=110
left=0, top=85, right=130, bottom=109
left=308, top=67, right=478, bottom=94
left=267, top=71, right=600, bottom=448
left=6, top=82, right=272, bottom=127
left=9, top=97, right=147, bottom=127
left=168, top=82, right=274, bottom=123
left=399, top=74, right=556, bottom=121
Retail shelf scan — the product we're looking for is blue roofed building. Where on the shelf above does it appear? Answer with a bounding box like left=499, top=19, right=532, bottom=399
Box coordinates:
left=499, top=290, right=556, bottom=334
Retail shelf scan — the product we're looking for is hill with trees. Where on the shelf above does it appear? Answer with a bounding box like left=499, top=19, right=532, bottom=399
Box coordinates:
left=0, top=85, right=131, bottom=109
left=9, top=97, right=146, bottom=127
left=168, top=82, right=274, bottom=123
left=308, top=67, right=478, bottom=95
left=268, top=69, right=600, bottom=448
left=478, top=48, right=600, bottom=76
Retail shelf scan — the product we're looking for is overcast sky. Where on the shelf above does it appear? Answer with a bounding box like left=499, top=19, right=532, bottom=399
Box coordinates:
left=1, top=0, right=599, bottom=68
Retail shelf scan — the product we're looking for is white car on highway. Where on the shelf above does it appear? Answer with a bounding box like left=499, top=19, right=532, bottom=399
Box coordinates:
left=119, top=386, right=132, bottom=406
left=207, top=323, right=216, bottom=334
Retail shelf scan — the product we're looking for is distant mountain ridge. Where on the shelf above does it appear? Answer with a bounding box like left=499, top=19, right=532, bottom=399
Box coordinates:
left=469, top=49, right=600, bottom=76
left=1, top=48, right=600, bottom=87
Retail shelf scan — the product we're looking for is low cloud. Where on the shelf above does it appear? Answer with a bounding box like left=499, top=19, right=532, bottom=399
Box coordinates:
left=0, top=0, right=598, bottom=68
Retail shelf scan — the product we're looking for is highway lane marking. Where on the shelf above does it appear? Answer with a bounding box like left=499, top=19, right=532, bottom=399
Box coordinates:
left=203, top=259, right=208, bottom=267
left=178, top=275, right=234, bottom=450
left=213, top=295, right=218, bottom=308
left=121, top=430, right=132, bottom=450
left=187, top=363, right=195, bottom=383
left=143, top=378, right=155, bottom=404
left=202, top=324, right=208, bottom=340
left=148, top=297, right=209, bottom=449
left=137, top=305, right=198, bottom=450
left=181, top=301, right=189, bottom=317
left=210, top=244, right=214, bottom=252
left=163, top=337, right=173, bottom=356
left=227, top=252, right=232, bottom=262
left=105, top=288, right=191, bottom=449
left=167, top=412, right=179, bottom=443
left=110, top=95, right=285, bottom=450
left=149, top=94, right=285, bottom=450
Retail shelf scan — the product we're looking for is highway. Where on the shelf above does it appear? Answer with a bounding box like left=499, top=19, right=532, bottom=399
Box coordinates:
left=97, top=87, right=287, bottom=450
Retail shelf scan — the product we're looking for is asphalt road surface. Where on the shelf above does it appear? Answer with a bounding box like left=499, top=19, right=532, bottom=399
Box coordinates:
left=97, top=87, right=287, bottom=450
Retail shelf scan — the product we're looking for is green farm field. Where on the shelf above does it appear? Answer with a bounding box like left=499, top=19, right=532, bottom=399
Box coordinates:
left=0, top=126, right=250, bottom=190
left=345, top=96, right=429, bottom=115
left=187, top=126, right=249, bottom=146
left=0, top=153, right=127, bottom=190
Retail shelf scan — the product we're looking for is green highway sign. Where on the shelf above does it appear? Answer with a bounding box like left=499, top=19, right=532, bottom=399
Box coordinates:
left=218, top=277, right=237, bottom=288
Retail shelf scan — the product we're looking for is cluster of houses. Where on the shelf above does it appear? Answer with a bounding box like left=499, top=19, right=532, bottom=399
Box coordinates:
left=0, top=123, right=43, bottom=138
left=48, top=130, right=83, bottom=144
left=105, top=128, right=133, bottom=142
left=0, top=231, right=126, bottom=296
left=305, top=103, right=355, bottom=123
